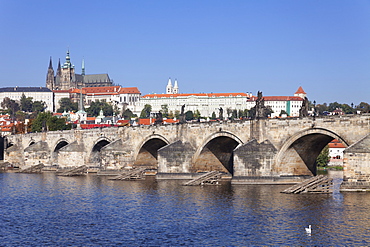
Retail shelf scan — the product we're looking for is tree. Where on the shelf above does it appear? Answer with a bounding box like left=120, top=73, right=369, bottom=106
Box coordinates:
left=185, top=110, right=194, bottom=121
left=122, top=109, right=135, bottom=120
left=31, top=112, right=71, bottom=132
left=32, top=101, right=45, bottom=113
left=57, top=98, right=78, bottom=113
left=47, top=116, right=72, bottom=131
left=20, top=93, right=33, bottom=112
left=86, top=101, right=113, bottom=117
left=279, top=110, right=289, bottom=117
left=140, top=104, right=152, bottom=118
left=15, top=111, right=26, bottom=122
left=232, top=109, right=238, bottom=119
left=31, top=112, right=52, bottom=132
left=356, top=102, right=370, bottom=113
left=211, top=112, right=216, bottom=119
left=316, top=145, right=330, bottom=167
left=161, top=104, right=169, bottom=118
left=1, top=97, right=19, bottom=117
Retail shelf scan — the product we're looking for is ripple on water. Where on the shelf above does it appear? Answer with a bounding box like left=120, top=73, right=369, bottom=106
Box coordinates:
left=0, top=172, right=370, bottom=246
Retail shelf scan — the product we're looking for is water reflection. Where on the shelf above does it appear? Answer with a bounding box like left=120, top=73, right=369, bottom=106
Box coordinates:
left=0, top=172, right=369, bottom=246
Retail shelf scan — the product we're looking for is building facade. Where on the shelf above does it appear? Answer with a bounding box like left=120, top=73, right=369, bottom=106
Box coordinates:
left=246, top=87, right=307, bottom=118
left=46, top=50, right=113, bottom=90
left=141, top=80, right=251, bottom=117
left=0, top=87, right=53, bottom=112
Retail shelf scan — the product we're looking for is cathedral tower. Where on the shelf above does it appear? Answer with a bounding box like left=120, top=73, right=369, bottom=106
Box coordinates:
left=46, top=57, right=55, bottom=90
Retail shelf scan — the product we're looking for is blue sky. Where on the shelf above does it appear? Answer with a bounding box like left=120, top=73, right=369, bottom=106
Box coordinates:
left=1, top=0, right=369, bottom=104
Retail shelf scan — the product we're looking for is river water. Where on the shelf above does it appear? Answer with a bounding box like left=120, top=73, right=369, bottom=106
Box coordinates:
left=1, top=171, right=369, bottom=246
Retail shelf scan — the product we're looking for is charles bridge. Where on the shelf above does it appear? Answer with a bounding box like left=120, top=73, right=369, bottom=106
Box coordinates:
left=3, top=114, right=370, bottom=189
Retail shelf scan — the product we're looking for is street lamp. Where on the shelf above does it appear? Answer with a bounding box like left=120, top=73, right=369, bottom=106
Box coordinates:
left=313, top=100, right=316, bottom=121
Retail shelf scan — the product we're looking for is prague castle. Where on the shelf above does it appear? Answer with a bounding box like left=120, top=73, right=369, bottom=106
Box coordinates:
left=46, top=50, right=113, bottom=90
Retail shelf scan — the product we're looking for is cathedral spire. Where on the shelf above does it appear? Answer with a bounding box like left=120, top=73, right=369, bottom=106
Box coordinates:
left=48, top=57, right=53, bottom=69
left=57, top=58, right=61, bottom=76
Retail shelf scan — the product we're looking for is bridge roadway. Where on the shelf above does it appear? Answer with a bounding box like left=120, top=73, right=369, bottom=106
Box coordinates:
left=4, top=115, right=370, bottom=187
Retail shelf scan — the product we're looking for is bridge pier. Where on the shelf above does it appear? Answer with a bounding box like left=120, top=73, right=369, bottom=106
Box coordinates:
left=340, top=134, right=370, bottom=191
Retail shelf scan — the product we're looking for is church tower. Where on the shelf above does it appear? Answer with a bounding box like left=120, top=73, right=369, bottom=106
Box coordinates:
left=166, top=78, right=173, bottom=94
left=60, top=50, right=76, bottom=90
left=46, top=57, right=55, bottom=90
left=173, top=79, right=179, bottom=94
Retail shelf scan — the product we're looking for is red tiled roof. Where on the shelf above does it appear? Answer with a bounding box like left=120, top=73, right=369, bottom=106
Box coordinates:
left=247, top=96, right=303, bottom=102
left=138, top=118, right=155, bottom=125
left=118, top=87, right=141, bottom=94
left=328, top=139, right=346, bottom=148
left=142, top=92, right=249, bottom=98
left=295, top=86, right=306, bottom=94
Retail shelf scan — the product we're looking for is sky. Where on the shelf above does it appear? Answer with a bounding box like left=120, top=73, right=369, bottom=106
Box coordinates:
left=0, top=0, right=369, bottom=104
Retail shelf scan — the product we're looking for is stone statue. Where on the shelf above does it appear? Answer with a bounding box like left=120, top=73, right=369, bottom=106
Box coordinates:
left=219, top=107, right=223, bottom=120
left=253, top=91, right=269, bottom=119
left=299, top=97, right=309, bottom=117
left=180, top=104, right=186, bottom=123
left=154, top=112, right=163, bottom=125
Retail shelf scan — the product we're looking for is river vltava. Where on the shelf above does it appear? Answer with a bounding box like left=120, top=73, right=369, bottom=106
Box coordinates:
left=1, top=171, right=369, bottom=246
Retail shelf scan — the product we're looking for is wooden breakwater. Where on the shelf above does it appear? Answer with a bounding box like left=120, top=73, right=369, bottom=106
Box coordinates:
left=281, top=175, right=333, bottom=194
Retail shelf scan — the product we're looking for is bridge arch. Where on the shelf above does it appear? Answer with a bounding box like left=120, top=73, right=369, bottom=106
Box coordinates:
left=51, top=138, right=69, bottom=165
left=192, top=131, right=243, bottom=175
left=89, top=137, right=112, bottom=167
left=134, top=134, right=169, bottom=168
left=275, top=127, right=349, bottom=176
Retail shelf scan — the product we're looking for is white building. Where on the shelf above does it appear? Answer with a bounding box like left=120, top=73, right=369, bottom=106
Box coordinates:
left=83, top=86, right=141, bottom=113
left=246, top=87, right=307, bottom=118
left=0, top=87, right=54, bottom=112
left=140, top=80, right=252, bottom=117
left=328, top=139, right=345, bottom=166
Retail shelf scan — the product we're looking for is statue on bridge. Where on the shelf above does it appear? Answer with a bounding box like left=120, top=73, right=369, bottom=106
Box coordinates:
left=219, top=107, right=223, bottom=120
left=252, top=91, right=270, bottom=119
left=299, top=97, right=309, bottom=118
left=154, top=112, right=163, bottom=125
left=180, top=104, right=186, bottom=123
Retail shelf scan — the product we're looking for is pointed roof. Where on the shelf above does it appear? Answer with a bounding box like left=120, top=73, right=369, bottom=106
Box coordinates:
left=48, top=57, right=53, bottom=69
left=174, top=79, right=178, bottom=88
left=295, top=86, right=306, bottom=94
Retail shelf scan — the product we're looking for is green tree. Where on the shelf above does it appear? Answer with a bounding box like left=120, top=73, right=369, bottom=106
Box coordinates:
left=20, top=93, right=33, bottom=112
left=1, top=97, right=20, bottom=117
left=211, top=112, right=216, bottom=119
left=31, top=112, right=52, bottom=132
left=232, top=109, right=238, bottom=119
left=140, top=104, right=152, bottom=118
left=161, top=104, right=169, bottom=118
left=316, top=145, right=330, bottom=167
left=57, top=98, right=78, bottom=113
left=32, top=101, right=45, bottom=113
left=86, top=101, right=113, bottom=117
left=279, top=110, right=289, bottom=117
left=15, top=111, right=26, bottom=122
left=185, top=110, right=194, bottom=121
left=122, top=109, right=135, bottom=120
left=356, top=102, right=370, bottom=113
left=47, top=116, right=72, bottom=131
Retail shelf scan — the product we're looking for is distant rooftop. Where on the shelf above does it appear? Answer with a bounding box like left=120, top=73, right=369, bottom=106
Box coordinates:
left=0, top=87, right=52, bottom=93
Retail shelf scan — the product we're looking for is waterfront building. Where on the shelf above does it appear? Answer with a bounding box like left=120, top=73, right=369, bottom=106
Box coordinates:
left=246, top=87, right=306, bottom=118
left=46, top=50, right=113, bottom=90
left=0, top=87, right=53, bottom=112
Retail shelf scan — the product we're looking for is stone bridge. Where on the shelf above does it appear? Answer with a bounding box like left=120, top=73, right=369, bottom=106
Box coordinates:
left=3, top=115, right=370, bottom=187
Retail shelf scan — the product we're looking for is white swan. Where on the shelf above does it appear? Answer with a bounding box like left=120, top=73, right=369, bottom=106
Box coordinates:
left=305, top=225, right=312, bottom=234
